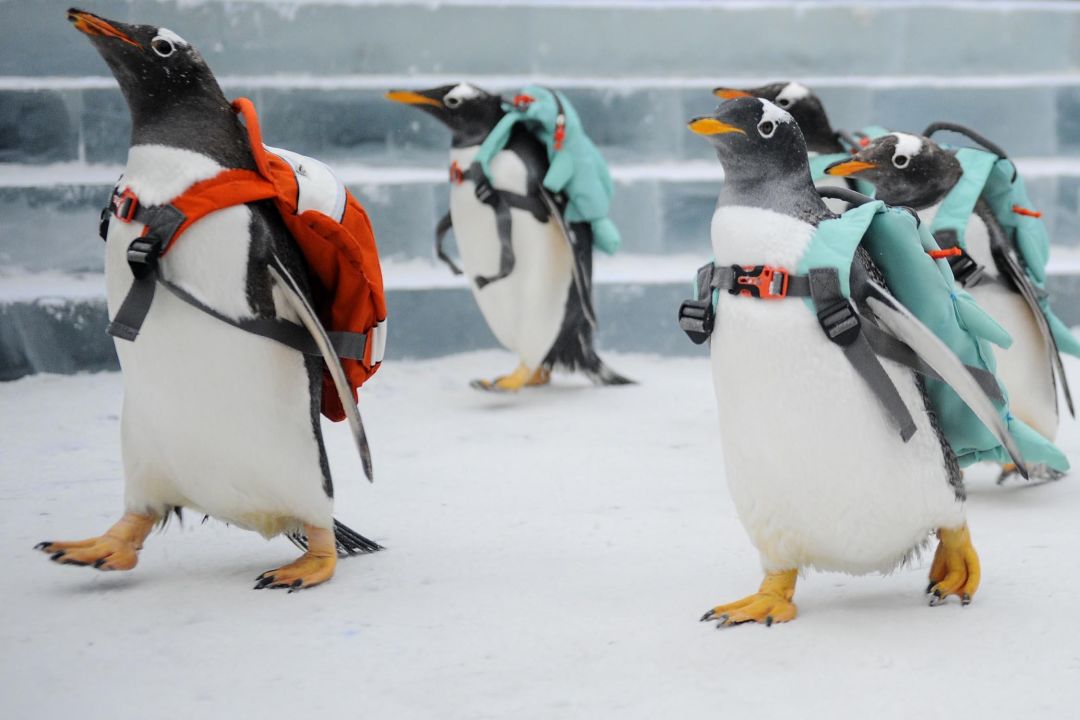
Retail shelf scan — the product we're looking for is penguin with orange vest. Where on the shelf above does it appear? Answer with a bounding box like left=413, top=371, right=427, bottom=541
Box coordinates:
left=36, top=9, right=384, bottom=591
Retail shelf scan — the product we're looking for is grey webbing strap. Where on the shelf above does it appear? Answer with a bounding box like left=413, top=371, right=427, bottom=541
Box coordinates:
left=158, top=276, right=368, bottom=360
left=107, top=271, right=157, bottom=341
left=464, top=164, right=515, bottom=289
left=434, top=211, right=463, bottom=275
left=860, top=320, right=1004, bottom=403
left=105, top=204, right=187, bottom=342
left=809, top=268, right=918, bottom=442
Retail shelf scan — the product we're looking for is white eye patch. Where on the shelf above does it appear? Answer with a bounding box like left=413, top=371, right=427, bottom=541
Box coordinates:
left=758, top=99, right=794, bottom=131
left=889, top=132, right=924, bottom=167
left=775, top=82, right=810, bottom=107
left=445, top=83, right=481, bottom=103
left=154, top=28, right=188, bottom=47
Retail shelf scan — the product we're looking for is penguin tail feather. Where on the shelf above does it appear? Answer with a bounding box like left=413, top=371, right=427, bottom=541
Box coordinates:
left=584, top=357, right=635, bottom=387
left=288, top=519, right=383, bottom=558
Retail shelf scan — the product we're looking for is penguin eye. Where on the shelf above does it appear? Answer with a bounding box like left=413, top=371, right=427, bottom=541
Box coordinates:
left=776, top=98, right=791, bottom=108
left=151, top=37, right=175, bottom=58
left=444, top=95, right=462, bottom=109
left=893, top=154, right=910, bottom=169
left=757, top=120, right=776, bottom=139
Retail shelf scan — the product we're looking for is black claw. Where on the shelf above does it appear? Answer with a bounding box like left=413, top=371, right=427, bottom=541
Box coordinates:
left=94, top=559, right=106, bottom=569
left=35, top=542, right=52, bottom=551
left=291, top=579, right=302, bottom=588
left=713, top=614, right=730, bottom=629
left=699, top=611, right=715, bottom=623
left=50, top=551, right=65, bottom=561
left=765, top=616, right=774, bottom=627
left=961, top=593, right=972, bottom=606
left=925, top=582, right=936, bottom=595
left=254, top=576, right=275, bottom=590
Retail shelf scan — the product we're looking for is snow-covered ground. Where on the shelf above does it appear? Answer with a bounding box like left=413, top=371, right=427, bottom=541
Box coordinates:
left=2, top=351, right=1078, bottom=719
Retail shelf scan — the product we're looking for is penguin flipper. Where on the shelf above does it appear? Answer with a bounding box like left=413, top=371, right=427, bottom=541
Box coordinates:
left=268, top=255, right=374, bottom=482
left=863, top=282, right=1027, bottom=476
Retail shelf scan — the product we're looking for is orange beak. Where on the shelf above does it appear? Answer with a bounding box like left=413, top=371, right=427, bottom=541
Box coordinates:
left=825, top=160, right=877, bottom=177
left=713, top=88, right=752, bottom=100
left=67, top=9, right=141, bottom=49
left=688, top=117, right=746, bottom=136
left=385, top=90, right=443, bottom=108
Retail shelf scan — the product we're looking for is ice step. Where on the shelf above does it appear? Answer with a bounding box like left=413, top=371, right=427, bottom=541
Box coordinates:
left=5, top=79, right=1080, bottom=165
left=3, top=164, right=1080, bottom=273
left=4, top=270, right=1080, bottom=381
left=4, top=0, right=1078, bottom=77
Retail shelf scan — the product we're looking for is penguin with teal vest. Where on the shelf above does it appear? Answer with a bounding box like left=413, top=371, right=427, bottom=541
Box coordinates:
left=712, top=82, right=887, bottom=211
left=827, top=129, right=1077, bottom=481
left=680, top=96, right=1066, bottom=626
left=387, top=84, right=630, bottom=391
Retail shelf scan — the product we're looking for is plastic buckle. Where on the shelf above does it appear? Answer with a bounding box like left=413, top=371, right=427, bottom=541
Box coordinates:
left=948, top=251, right=984, bottom=287
left=449, top=161, right=464, bottom=185
left=816, top=298, right=861, bottom=346
left=678, top=298, right=714, bottom=345
left=126, top=235, right=161, bottom=279
left=512, top=94, right=535, bottom=110
left=730, top=264, right=789, bottom=300
left=114, top=188, right=139, bottom=223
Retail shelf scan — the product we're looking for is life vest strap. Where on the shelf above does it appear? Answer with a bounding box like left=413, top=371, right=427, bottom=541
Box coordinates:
left=678, top=261, right=1003, bottom=441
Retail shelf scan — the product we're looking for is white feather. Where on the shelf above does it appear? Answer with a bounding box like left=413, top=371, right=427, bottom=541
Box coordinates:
left=447, top=145, right=573, bottom=370
left=153, top=28, right=188, bottom=47
left=776, top=82, right=811, bottom=105
left=758, top=98, right=795, bottom=128
left=709, top=205, right=964, bottom=574
left=108, top=144, right=333, bottom=536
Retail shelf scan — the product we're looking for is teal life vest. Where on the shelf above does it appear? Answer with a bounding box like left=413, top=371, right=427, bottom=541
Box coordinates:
left=472, top=85, right=621, bottom=255
left=679, top=198, right=1069, bottom=472
left=926, top=146, right=1080, bottom=361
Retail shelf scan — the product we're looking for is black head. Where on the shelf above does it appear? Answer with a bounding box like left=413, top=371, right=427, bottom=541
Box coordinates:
left=68, top=8, right=248, bottom=166
left=689, top=97, right=831, bottom=223
left=714, top=81, right=839, bottom=154
left=824, top=132, right=962, bottom=209
left=385, top=83, right=506, bottom=148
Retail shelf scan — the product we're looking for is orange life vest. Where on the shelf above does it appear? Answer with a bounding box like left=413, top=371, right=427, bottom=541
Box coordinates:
left=106, top=97, right=386, bottom=422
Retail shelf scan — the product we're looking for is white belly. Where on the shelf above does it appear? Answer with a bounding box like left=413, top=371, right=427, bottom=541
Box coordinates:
left=709, top=206, right=964, bottom=574
left=106, top=144, right=333, bottom=536
left=920, top=203, right=1058, bottom=439
left=448, top=145, right=574, bottom=369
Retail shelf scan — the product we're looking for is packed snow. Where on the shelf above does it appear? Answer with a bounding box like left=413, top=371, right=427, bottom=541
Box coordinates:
left=2, top=351, right=1079, bottom=719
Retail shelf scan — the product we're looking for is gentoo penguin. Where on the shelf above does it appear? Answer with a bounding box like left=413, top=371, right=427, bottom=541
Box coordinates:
left=713, top=82, right=855, bottom=213
left=826, top=134, right=1063, bottom=479
left=386, top=84, right=630, bottom=391
left=690, top=98, right=978, bottom=626
left=36, top=9, right=380, bottom=591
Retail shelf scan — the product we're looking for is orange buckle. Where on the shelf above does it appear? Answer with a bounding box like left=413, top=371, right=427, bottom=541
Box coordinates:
left=731, top=264, right=789, bottom=300
left=928, top=247, right=963, bottom=260
left=449, top=160, right=464, bottom=185
left=513, top=94, right=535, bottom=110
left=554, top=118, right=566, bottom=151
left=114, top=188, right=139, bottom=223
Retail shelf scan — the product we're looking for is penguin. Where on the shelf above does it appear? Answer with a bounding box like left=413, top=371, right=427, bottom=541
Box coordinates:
left=386, top=84, right=631, bottom=391
left=713, top=82, right=855, bottom=213
left=825, top=133, right=1063, bottom=480
left=690, top=97, right=978, bottom=626
left=35, top=9, right=380, bottom=591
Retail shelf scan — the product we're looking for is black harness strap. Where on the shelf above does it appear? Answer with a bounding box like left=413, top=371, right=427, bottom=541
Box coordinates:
left=809, top=267, right=918, bottom=442
left=103, top=188, right=369, bottom=361
left=434, top=211, right=463, bottom=275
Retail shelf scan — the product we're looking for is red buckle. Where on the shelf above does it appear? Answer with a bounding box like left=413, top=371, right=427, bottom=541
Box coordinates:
left=449, top=160, right=464, bottom=185
left=554, top=119, right=566, bottom=151
left=513, top=94, right=535, bottom=110
left=1012, top=204, right=1042, bottom=218
left=733, top=264, right=789, bottom=300
left=114, top=188, right=139, bottom=223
